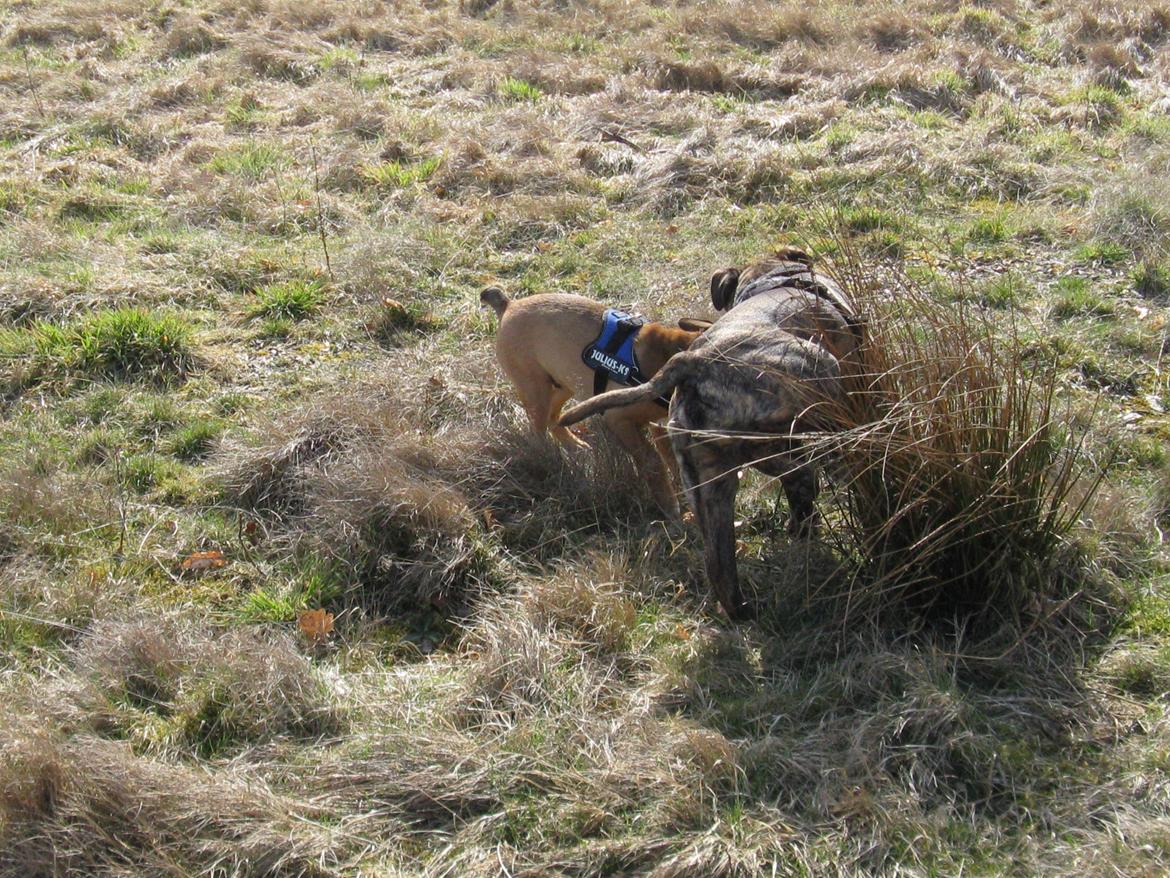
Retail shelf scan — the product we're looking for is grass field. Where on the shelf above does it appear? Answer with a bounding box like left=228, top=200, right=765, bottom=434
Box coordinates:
left=2, top=1, right=1170, bottom=874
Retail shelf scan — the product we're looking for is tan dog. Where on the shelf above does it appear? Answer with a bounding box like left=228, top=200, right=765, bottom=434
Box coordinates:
left=481, top=286, right=705, bottom=518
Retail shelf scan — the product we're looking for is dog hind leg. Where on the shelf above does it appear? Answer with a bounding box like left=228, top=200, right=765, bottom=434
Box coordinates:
left=499, top=356, right=586, bottom=449
left=648, top=421, right=681, bottom=488
left=547, top=383, right=590, bottom=450
left=676, top=442, right=752, bottom=620
left=755, top=445, right=821, bottom=538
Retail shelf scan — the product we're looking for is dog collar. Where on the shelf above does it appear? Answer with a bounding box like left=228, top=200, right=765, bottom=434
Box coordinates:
left=733, top=264, right=855, bottom=319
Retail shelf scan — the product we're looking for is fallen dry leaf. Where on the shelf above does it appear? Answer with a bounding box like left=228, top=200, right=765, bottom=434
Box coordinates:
left=298, top=608, right=334, bottom=645
left=180, top=550, right=227, bottom=574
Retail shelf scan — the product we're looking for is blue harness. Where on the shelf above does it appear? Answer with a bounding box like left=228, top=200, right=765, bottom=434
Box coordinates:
left=581, top=309, right=651, bottom=398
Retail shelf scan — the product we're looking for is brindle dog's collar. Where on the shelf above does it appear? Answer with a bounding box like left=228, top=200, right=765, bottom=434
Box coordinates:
left=732, top=264, right=855, bottom=321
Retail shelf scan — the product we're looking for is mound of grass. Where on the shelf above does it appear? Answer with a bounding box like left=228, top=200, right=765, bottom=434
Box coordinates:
left=967, top=213, right=1010, bottom=244
left=1064, top=84, right=1126, bottom=129
left=979, top=272, right=1028, bottom=308
left=207, top=142, right=287, bottom=179
left=0, top=725, right=344, bottom=876
left=165, top=420, right=222, bottom=461
left=66, top=616, right=343, bottom=758
left=1133, top=260, right=1170, bottom=298
left=2, top=308, right=194, bottom=389
left=1051, top=275, right=1115, bottom=318
left=364, top=297, right=443, bottom=344
left=1075, top=240, right=1130, bottom=266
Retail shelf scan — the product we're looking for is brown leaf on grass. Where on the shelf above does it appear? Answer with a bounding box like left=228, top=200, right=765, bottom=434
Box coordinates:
left=179, top=550, right=227, bottom=574
left=298, top=608, right=334, bottom=645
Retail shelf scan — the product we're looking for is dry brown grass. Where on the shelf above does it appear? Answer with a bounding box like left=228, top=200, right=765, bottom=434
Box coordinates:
left=1, top=0, right=1168, bottom=874
left=54, top=615, right=343, bottom=758
left=771, top=252, right=1117, bottom=627
left=213, top=371, right=667, bottom=614
left=0, top=725, right=347, bottom=877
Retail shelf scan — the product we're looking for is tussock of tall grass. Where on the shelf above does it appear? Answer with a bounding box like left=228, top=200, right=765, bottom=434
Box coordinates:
left=799, top=257, right=1113, bottom=625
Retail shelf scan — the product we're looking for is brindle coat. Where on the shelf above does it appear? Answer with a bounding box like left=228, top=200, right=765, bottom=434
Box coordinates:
left=558, top=250, right=862, bottom=619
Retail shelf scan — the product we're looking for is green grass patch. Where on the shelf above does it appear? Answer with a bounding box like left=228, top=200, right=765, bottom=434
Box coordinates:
left=235, top=561, right=344, bottom=624
left=360, top=156, right=442, bottom=189
left=224, top=97, right=267, bottom=130
left=978, top=273, right=1028, bottom=309
left=119, top=453, right=182, bottom=494
left=841, top=205, right=904, bottom=234
left=1050, top=276, right=1115, bottom=318
left=165, top=419, right=222, bottom=461
left=207, top=142, right=287, bottom=179
left=352, top=71, right=390, bottom=92
left=967, top=213, right=1010, bottom=244
left=249, top=279, right=325, bottom=321
left=499, top=75, right=543, bottom=103
left=1075, top=241, right=1130, bottom=267
left=3, top=308, right=195, bottom=388
left=57, top=194, right=128, bottom=223
left=1066, top=85, right=1126, bottom=128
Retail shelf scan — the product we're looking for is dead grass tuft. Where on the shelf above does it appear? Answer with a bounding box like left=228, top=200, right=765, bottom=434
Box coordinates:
left=862, top=11, right=922, bottom=51
left=653, top=59, right=732, bottom=94
left=0, top=462, right=105, bottom=561
left=294, top=443, right=495, bottom=615
left=1089, top=157, right=1170, bottom=253
left=158, top=13, right=227, bottom=58
left=682, top=2, right=827, bottom=49
left=215, top=379, right=662, bottom=614
left=238, top=35, right=321, bottom=84
left=0, top=723, right=345, bottom=877
left=59, top=615, right=344, bottom=758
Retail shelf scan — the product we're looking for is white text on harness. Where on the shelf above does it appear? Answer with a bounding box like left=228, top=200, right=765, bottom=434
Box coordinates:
left=585, top=348, right=632, bottom=378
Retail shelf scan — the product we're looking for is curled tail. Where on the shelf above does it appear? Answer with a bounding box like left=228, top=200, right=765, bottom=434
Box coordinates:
left=558, top=351, right=696, bottom=427
left=480, top=286, right=509, bottom=318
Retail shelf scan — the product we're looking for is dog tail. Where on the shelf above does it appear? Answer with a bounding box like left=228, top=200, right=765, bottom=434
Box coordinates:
left=480, top=286, right=509, bottom=318
left=558, top=351, right=695, bottom=428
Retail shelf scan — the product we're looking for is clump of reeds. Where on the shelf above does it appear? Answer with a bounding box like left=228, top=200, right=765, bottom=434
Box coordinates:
left=801, top=253, right=1112, bottom=626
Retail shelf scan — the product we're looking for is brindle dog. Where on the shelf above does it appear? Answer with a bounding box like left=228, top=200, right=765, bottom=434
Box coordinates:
left=558, top=249, right=862, bottom=620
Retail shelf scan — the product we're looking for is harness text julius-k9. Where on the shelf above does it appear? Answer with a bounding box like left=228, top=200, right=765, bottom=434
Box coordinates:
left=581, top=309, right=665, bottom=403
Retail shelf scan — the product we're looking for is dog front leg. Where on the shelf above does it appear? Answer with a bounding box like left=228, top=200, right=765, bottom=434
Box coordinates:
left=781, top=465, right=819, bottom=538
left=604, top=413, right=680, bottom=520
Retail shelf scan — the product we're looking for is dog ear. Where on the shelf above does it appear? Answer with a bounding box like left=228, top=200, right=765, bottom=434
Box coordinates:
left=710, top=268, right=740, bottom=311
left=774, top=246, right=813, bottom=266
left=677, top=317, right=713, bottom=332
